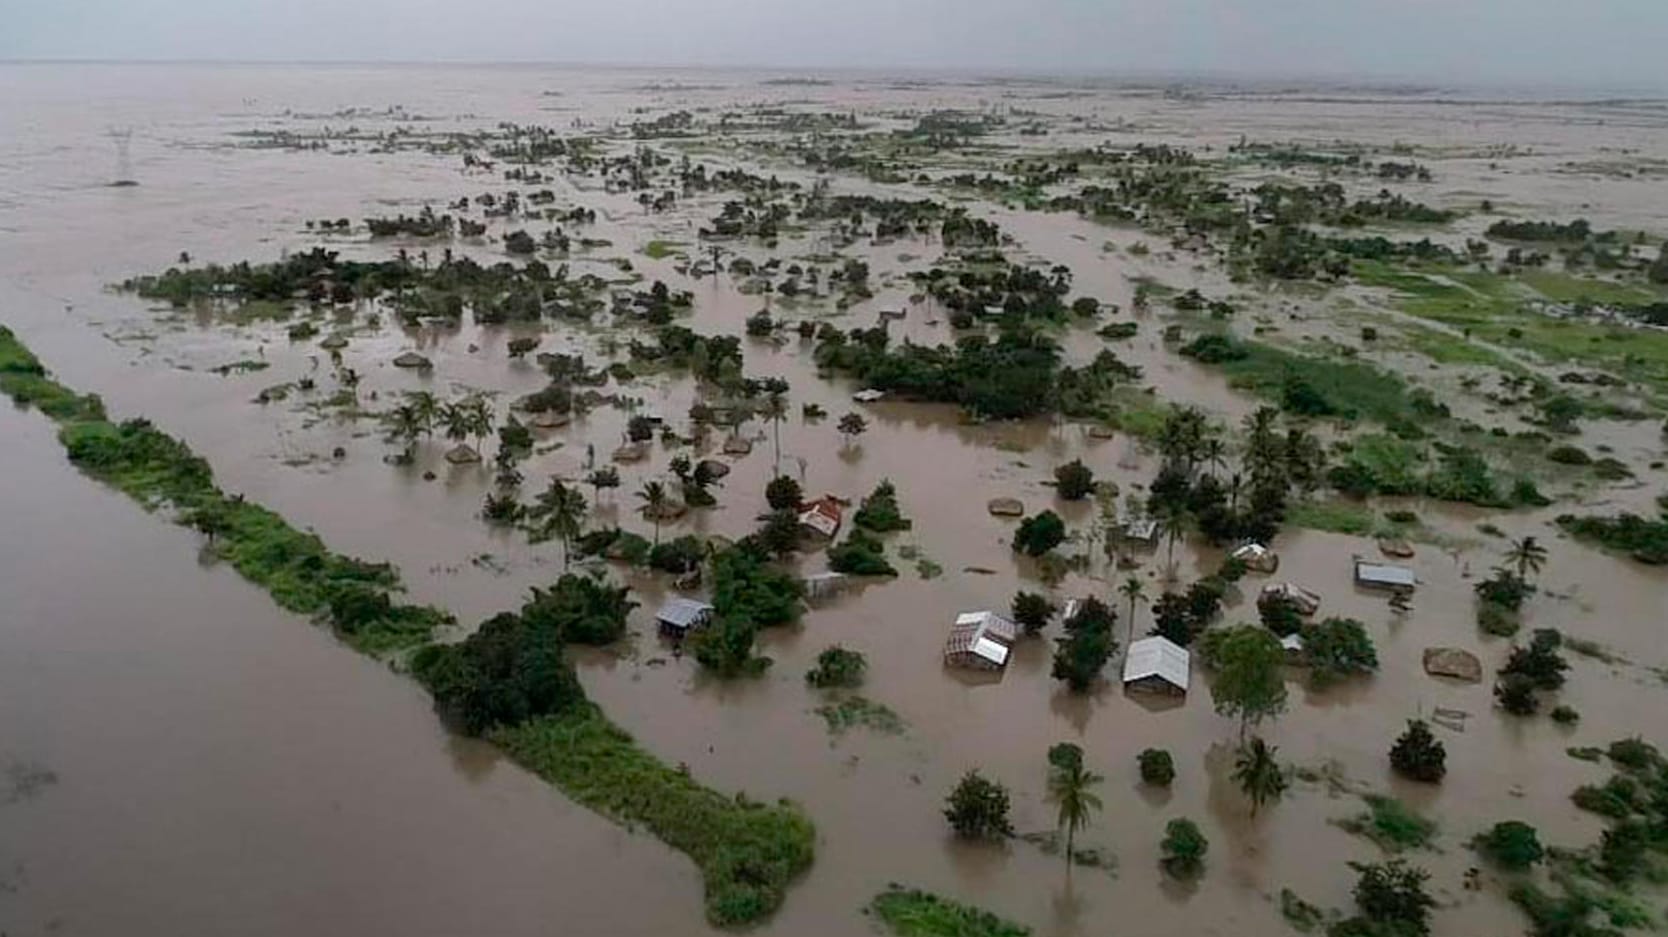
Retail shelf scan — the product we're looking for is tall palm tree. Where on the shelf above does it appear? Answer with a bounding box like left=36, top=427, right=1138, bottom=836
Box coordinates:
left=386, top=402, right=424, bottom=461
left=440, top=402, right=472, bottom=448
left=1119, top=576, right=1146, bottom=647
left=763, top=391, right=789, bottom=475
left=1157, top=503, right=1191, bottom=572
left=460, top=395, right=495, bottom=456
left=535, top=480, right=587, bottom=569
left=1505, top=536, right=1548, bottom=581
left=637, top=480, right=669, bottom=546
left=1233, top=737, right=1287, bottom=818
left=1202, top=437, right=1228, bottom=479
left=1047, top=756, right=1104, bottom=869
left=407, top=391, right=440, bottom=438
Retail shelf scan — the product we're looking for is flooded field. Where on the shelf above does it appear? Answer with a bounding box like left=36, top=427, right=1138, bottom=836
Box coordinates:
left=4, top=62, right=1668, bottom=937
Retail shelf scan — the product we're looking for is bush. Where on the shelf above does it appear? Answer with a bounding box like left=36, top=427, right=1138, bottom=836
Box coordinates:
left=1013, top=510, right=1067, bottom=556
left=1052, top=597, right=1117, bottom=692
left=806, top=645, right=868, bottom=688
left=1301, top=617, right=1379, bottom=687
left=1258, top=592, right=1306, bottom=637
left=1011, top=591, right=1056, bottom=635
left=828, top=529, right=898, bottom=576
left=518, top=574, right=638, bottom=645
left=1389, top=720, right=1446, bottom=783
left=1500, top=629, right=1568, bottom=691
left=868, top=886, right=1029, bottom=937
left=1054, top=459, right=1096, bottom=500
left=412, top=611, right=586, bottom=735
left=944, top=771, right=1013, bottom=839
left=1347, top=859, right=1435, bottom=937
left=1546, top=445, right=1592, bottom=465
left=765, top=475, right=803, bottom=511
left=1160, top=818, right=1208, bottom=878
left=1139, top=748, right=1176, bottom=786
left=648, top=535, right=705, bottom=574
left=1495, top=673, right=1539, bottom=715
left=854, top=479, right=911, bottom=532
left=1477, top=821, right=1543, bottom=870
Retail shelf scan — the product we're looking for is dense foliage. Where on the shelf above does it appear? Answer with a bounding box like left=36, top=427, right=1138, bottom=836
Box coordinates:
left=944, top=771, right=1014, bottom=839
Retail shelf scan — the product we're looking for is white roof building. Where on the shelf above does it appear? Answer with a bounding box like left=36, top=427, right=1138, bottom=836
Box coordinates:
left=1122, top=636, right=1190, bottom=694
left=654, top=597, right=714, bottom=633
left=944, top=610, right=1020, bottom=671
left=852, top=388, right=887, bottom=403
left=1354, top=557, right=1417, bottom=592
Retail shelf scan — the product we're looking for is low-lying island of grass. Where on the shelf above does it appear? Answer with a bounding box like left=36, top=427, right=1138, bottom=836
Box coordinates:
left=0, top=324, right=815, bottom=928
left=868, top=886, right=1031, bottom=937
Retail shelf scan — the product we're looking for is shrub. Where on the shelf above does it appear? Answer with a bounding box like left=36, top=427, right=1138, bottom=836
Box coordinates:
left=648, top=535, right=705, bottom=574
left=1549, top=705, right=1580, bottom=724
left=1139, top=748, right=1176, bottom=786
left=1389, top=720, right=1446, bottom=783
left=1300, top=617, right=1379, bottom=687
left=944, top=771, right=1013, bottom=839
left=1011, top=591, right=1056, bottom=635
left=1160, top=818, right=1208, bottom=878
left=828, top=529, right=898, bottom=576
left=1054, top=459, right=1096, bottom=500
left=765, top=475, right=803, bottom=511
left=1051, top=597, right=1117, bottom=692
left=412, top=611, right=586, bottom=735
left=518, top=574, right=638, bottom=645
left=1258, top=592, right=1306, bottom=637
left=1013, top=510, right=1067, bottom=556
left=1546, top=445, right=1592, bottom=466
left=1500, top=629, right=1568, bottom=691
left=1495, top=673, right=1539, bottom=715
left=1477, top=821, right=1543, bottom=871
left=854, top=479, right=911, bottom=532
left=868, top=886, right=1030, bottom=937
left=1608, top=737, right=1660, bottom=771
left=1346, top=860, right=1435, bottom=937
left=806, top=645, right=868, bottom=688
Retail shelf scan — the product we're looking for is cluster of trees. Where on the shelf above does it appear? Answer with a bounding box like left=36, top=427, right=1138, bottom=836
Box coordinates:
left=815, top=324, right=1064, bottom=420
left=385, top=390, right=495, bottom=463
left=691, top=542, right=806, bottom=676
left=1051, top=597, right=1118, bottom=692
left=1494, top=628, right=1569, bottom=716
left=1473, top=536, right=1546, bottom=636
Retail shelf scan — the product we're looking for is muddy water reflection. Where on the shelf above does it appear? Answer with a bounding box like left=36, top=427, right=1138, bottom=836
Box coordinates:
left=4, top=63, right=1668, bottom=937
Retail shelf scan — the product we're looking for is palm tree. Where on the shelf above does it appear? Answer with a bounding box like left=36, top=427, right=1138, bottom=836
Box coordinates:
left=440, top=401, right=472, bottom=448
left=1202, top=437, right=1227, bottom=479
left=1157, top=503, right=1191, bottom=572
left=407, top=391, right=440, bottom=437
left=459, top=395, right=495, bottom=456
left=637, top=480, right=669, bottom=546
left=763, top=391, right=789, bottom=475
left=1119, top=576, right=1146, bottom=647
left=386, top=402, right=424, bottom=461
left=1047, top=756, right=1104, bottom=869
left=1233, top=737, right=1287, bottom=818
left=535, top=479, right=587, bottom=569
left=1505, top=536, right=1548, bottom=581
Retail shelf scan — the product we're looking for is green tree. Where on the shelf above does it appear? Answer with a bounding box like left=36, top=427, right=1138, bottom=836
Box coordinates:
left=1014, top=510, right=1067, bottom=557
left=1139, top=748, right=1175, bottom=786
left=1233, top=737, right=1287, bottom=817
left=1011, top=590, right=1056, bottom=635
left=1157, top=501, right=1191, bottom=571
left=518, top=573, right=636, bottom=645
left=1300, top=617, right=1379, bottom=687
left=1051, top=597, right=1117, bottom=692
left=763, top=390, right=789, bottom=474
left=1160, top=818, right=1208, bottom=879
left=636, top=480, right=670, bottom=546
left=586, top=465, right=620, bottom=502
left=1477, top=821, right=1543, bottom=871
left=1505, top=535, right=1549, bottom=581
left=385, top=402, right=425, bottom=460
left=1389, top=719, right=1446, bottom=783
left=805, top=645, right=866, bottom=688
left=837, top=411, right=868, bottom=448
left=1119, top=576, right=1147, bottom=646
left=532, top=479, right=587, bottom=569
left=1208, top=625, right=1288, bottom=738
left=1348, top=860, right=1435, bottom=937
left=1054, top=459, right=1096, bottom=500
left=944, top=771, right=1013, bottom=839
left=765, top=474, right=803, bottom=511
left=1046, top=744, right=1103, bottom=868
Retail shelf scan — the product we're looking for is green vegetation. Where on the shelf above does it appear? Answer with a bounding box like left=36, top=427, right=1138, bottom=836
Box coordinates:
left=1336, top=859, right=1436, bottom=937
left=1179, top=332, right=1436, bottom=426
left=1388, top=720, right=1446, bottom=783
left=1045, top=743, right=1104, bottom=868
left=1557, top=513, right=1668, bottom=565
left=1014, top=510, right=1067, bottom=556
left=1160, top=818, right=1209, bottom=879
left=827, top=529, right=898, bottom=576
left=1051, top=596, right=1117, bottom=692
left=1299, top=617, right=1379, bottom=687
left=814, top=695, right=904, bottom=736
left=1, top=326, right=445, bottom=653
left=944, top=771, right=1013, bottom=839
left=853, top=479, right=911, bottom=532
left=868, top=886, right=1030, bottom=937
left=1139, top=748, right=1176, bottom=786
left=805, top=645, right=867, bottom=688
left=1338, top=795, right=1437, bottom=852
left=1, top=326, right=813, bottom=928
left=1476, top=821, right=1544, bottom=871
left=495, top=706, right=814, bottom=927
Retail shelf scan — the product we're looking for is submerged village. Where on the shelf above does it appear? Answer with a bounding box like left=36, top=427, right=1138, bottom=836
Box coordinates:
left=7, top=67, right=1668, bottom=937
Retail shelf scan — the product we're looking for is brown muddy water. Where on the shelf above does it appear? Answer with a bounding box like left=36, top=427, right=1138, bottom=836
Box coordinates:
left=4, top=63, right=1668, bottom=937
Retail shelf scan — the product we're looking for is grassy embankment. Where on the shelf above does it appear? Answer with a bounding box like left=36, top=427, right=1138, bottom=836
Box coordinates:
left=0, top=324, right=814, bottom=928
left=868, top=886, right=1031, bottom=937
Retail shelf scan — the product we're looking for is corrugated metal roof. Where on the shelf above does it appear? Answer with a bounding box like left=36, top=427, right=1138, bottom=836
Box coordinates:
left=971, top=636, right=1010, bottom=666
left=1354, top=559, right=1417, bottom=588
left=1122, top=636, right=1190, bottom=691
left=655, top=597, right=713, bottom=630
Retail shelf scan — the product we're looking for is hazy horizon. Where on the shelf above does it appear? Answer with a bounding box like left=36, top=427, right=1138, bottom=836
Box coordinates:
left=6, top=0, right=1666, bottom=94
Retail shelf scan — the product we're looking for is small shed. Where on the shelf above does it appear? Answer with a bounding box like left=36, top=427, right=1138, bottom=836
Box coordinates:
left=1118, top=518, right=1159, bottom=546
left=1354, top=557, right=1416, bottom=593
left=1122, top=636, right=1190, bottom=695
left=852, top=388, right=887, bottom=403
left=797, top=496, right=844, bottom=539
left=1260, top=582, right=1322, bottom=616
left=943, top=610, right=1019, bottom=671
left=1230, top=542, right=1280, bottom=573
left=655, top=597, right=714, bottom=636
left=801, top=571, right=851, bottom=600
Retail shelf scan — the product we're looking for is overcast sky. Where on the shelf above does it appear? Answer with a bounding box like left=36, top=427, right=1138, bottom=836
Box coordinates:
left=5, top=0, right=1663, bottom=91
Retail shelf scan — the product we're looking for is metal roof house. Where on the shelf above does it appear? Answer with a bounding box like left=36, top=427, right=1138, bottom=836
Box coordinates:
left=801, top=571, right=851, bottom=601
left=797, top=496, right=844, bottom=540
left=1117, top=518, right=1160, bottom=546
left=1354, top=557, right=1417, bottom=593
left=852, top=388, right=887, bottom=403
left=1259, top=582, right=1322, bottom=616
left=654, top=597, right=714, bottom=635
left=943, top=610, right=1020, bottom=671
left=1122, top=636, right=1190, bottom=695
left=1230, top=542, right=1280, bottom=573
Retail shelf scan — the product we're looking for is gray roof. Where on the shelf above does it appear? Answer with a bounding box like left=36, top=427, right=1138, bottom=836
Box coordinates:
left=655, top=597, right=714, bottom=630
left=1122, top=636, right=1190, bottom=690
left=1354, top=559, right=1416, bottom=589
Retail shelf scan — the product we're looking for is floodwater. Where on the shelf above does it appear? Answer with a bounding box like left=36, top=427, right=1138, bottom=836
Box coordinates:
left=3, top=62, right=1668, bottom=936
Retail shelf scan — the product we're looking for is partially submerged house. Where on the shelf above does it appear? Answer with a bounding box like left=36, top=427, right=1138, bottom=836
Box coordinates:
left=654, top=597, right=714, bottom=636
left=943, top=610, right=1020, bottom=671
left=852, top=388, right=887, bottom=403
left=1230, top=542, right=1279, bottom=573
left=1122, top=636, right=1190, bottom=695
left=800, top=571, right=851, bottom=601
left=1260, top=582, right=1322, bottom=616
left=1117, top=518, right=1160, bottom=547
left=797, top=495, right=844, bottom=540
left=1354, top=557, right=1416, bottom=593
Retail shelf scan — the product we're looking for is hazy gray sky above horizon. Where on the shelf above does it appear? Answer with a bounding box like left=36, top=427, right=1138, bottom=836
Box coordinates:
left=5, top=0, right=1663, bottom=90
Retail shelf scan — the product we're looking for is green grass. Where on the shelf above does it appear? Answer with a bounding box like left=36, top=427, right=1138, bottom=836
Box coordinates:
left=641, top=239, right=685, bottom=260
left=1398, top=323, right=1522, bottom=369
left=1186, top=331, right=1429, bottom=426
left=1337, top=794, right=1437, bottom=852
left=495, top=706, right=815, bottom=928
left=815, top=695, right=905, bottom=736
left=868, top=886, right=1030, bottom=937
